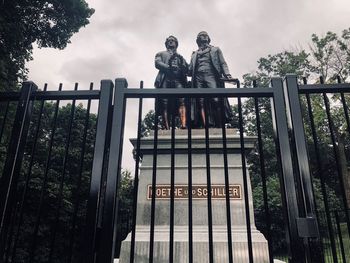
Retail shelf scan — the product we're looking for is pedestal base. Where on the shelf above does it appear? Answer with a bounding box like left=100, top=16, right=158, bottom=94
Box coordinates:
left=119, top=226, right=269, bottom=263
left=119, top=130, right=269, bottom=262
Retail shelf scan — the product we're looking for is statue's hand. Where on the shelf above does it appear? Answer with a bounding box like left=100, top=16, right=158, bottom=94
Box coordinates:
left=170, top=64, right=179, bottom=70
left=224, top=74, right=233, bottom=79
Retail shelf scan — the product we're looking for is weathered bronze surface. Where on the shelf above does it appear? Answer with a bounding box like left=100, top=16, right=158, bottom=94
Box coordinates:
left=189, top=31, right=234, bottom=128
left=154, top=35, right=188, bottom=129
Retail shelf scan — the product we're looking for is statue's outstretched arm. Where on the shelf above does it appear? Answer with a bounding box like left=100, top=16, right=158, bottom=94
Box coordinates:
left=217, top=48, right=231, bottom=78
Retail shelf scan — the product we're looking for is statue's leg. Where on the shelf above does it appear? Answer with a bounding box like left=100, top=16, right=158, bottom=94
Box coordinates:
left=160, top=80, right=170, bottom=130
left=195, top=74, right=206, bottom=128
left=213, top=98, right=222, bottom=128
left=206, top=74, right=221, bottom=128
left=175, top=81, right=186, bottom=129
left=178, top=98, right=186, bottom=129
left=200, top=100, right=206, bottom=128
left=162, top=98, right=170, bottom=130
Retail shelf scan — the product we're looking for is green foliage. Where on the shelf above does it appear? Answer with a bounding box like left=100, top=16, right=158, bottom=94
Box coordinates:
left=0, top=97, right=135, bottom=261
left=253, top=50, right=311, bottom=85
left=239, top=28, right=350, bottom=254
left=0, top=0, right=94, bottom=91
left=309, top=30, right=350, bottom=81
left=243, top=28, right=350, bottom=85
left=115, top=170, right=134, bottom=257
left=0, top=101, right=17, bottom=172
left=140, top=110, right=156, bottom=137
left=253, top=175, right=285, bottom=252
left=0, top=101, right=98, bottom=262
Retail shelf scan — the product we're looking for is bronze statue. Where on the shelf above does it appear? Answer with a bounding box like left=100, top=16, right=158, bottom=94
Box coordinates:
left=189, top=31, right=233, bottom=128
left=155, top=36, right=188, bottom=129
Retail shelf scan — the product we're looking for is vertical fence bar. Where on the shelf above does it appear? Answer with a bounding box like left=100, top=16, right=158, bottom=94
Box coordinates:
left=48, top=83, right=78, bottom=261
left=330, top=215, right=340, bottom=261
left=204, top=99, right=214, bottom=263
left=219, top=98, right=233, bottom=263
left=169, top=104, right=175, bottom=263
left=0, top=101, right=10, bottom=146
left=337, top=76, right=350, bottom=211
left=237, top=82, right=254, bottom=263
left=85, top=80, right=113, bottom=263
left=68, top=83, right=93, bottom=263
left=186, top=97, right=193, bottom=263
left=334, top=211, right=346, bottom=262
left=10, top=84, right=47, bottom=261
left=303, top=78, right=338, bottom=263
left=0, top=81, right=37, bottom=258
left=338, top=77, right=350, bottom=138
left=320, top=76, right=350, bottom=240
left=4, top=198, right=20, bottom=262
left=149, top=98, right=160, bottom=263
left=270, top=78, right=305, bottom=263
left=97, top=78, right=127, bottom=263
left=129, top=81, right=143, bottom=263
left=284, top=75, right=318, bottom=220
left=29, top=83, right=62, bottom=263
left=253, top=80, right=273, bottom=263
left=340, top=93, right=350, bottom=139
left=284, top=75, right=323, bottom=262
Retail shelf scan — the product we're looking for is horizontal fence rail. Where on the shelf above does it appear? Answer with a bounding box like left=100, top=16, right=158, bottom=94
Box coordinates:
left=299, top=83, right=350, bottom=94
left=0, top=90, right=101, bottom=101
left=120, top=87, right=274, bottom=98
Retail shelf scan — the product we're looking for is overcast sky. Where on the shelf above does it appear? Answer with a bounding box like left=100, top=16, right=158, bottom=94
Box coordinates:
left=27, top=0, right=350, bottom=171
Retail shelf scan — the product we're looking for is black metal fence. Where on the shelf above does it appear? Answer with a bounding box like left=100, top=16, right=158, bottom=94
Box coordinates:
left=0, top=75, right=349, bottom=263
left=0, top=81, right=112, bottom=262
left=296, top=75, right=350, bottom=263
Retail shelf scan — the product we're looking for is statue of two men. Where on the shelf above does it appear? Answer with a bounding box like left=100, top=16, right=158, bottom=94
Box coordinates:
left=154, top=31, right=233, bottom=129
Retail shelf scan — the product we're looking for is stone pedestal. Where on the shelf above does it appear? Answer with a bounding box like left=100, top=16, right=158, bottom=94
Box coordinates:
left=119, top=129, right=269, bottom=263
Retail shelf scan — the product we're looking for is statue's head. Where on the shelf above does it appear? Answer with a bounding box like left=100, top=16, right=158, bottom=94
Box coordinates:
left=165, top=35, right=178, bottom=49
left=196, top=31, right=211, bottom=46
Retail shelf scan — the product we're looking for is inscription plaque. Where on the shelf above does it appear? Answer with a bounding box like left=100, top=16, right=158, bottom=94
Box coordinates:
left=147, top=184, right=241, bottom=200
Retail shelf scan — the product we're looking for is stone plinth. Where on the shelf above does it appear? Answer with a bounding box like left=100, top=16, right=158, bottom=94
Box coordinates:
left=119, top=129, right=269, bottom=263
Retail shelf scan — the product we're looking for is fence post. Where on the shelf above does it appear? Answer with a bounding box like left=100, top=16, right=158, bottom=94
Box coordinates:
left=284, top=75, right=319, bottom=219
left=0, top=81, right=37, bottom=256
left=270, top=77, right=306, bottom=263
left=98, top=78, right=127, bottom=263
left=85, top=80, right=114, bottom=263
left=284, top=75, right=322, bottom=261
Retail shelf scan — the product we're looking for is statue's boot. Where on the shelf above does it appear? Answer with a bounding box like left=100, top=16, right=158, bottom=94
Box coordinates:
left=179, top=105, right=186, bottom=129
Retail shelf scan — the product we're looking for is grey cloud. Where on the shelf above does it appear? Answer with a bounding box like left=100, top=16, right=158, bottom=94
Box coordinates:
left=27, top=0, right=350, bottom=171
left=59, top=54, right=122, bottom=84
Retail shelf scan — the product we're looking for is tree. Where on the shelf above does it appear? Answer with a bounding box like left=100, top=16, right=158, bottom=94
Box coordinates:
left=0, top=97, right=135, bottom=261
left=0, top=0, right=94, bottom=91
left=115, top=170, right=134, bottom=257
left=309, top=30, right=350, bottom=81
left=1, top=101, right=98, bottom=262
left=243, top=28, right=350, bottom=255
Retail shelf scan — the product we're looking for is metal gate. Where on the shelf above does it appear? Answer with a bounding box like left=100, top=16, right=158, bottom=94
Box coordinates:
left=0, top=75, right=349, bottom=262
left=0, top=81, right=114, bottom=262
